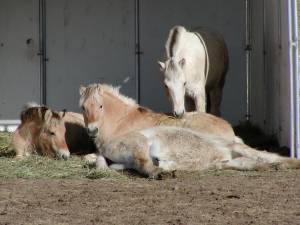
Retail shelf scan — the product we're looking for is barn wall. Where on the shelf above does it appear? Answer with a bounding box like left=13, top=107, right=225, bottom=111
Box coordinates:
left=250, top=0, right=293, bottom=147
left=0, top=0, right=40, bottom=120
left=45, top=0, right=136, bottom=112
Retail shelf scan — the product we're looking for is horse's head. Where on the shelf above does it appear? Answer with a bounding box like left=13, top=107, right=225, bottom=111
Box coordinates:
left=79, top=84, right=104, bottom=138
left=38, top=109, right=70, bottom=159
left=158, top=58, right=186, bottom=118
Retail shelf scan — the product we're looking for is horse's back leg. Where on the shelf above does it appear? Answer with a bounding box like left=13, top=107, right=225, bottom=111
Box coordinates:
left=208, top=86, right=222, bottom=116
left=219, top=157, right=260, bottom=170
left=133, top=153, right=164, bottom=178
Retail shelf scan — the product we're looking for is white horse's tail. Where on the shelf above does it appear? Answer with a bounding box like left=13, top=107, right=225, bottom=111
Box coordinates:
left=231, top=142, right=300, bottom=169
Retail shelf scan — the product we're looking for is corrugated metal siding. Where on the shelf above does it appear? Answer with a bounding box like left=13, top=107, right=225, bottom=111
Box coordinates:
left=250, top=0, right=291, bottom=147
left=298, top=0, right=300, bottom=55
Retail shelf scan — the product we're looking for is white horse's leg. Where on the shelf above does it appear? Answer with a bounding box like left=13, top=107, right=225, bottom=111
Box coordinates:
left=208, top=87, right=222, bottom=116
left=194, top=87, right=206, bottom=113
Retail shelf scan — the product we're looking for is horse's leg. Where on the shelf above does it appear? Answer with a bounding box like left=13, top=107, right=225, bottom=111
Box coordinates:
left=83, top=153, right=98, bottom=165
left=194, top=86, right=206, bottom=113
left=218, top=157, right=260, bottom=170
left=208, top=87, right=222, bottom=116
left=95, top=155, right=109, bottom=170
left=109, top=163, right=126, bottom=170
left=134, top=154, right=164, bottom=178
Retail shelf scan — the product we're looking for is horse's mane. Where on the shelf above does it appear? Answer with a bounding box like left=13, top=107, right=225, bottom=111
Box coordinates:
left=20, top=103, right=60, bottom=123
left=80, top=83, right=137, bottom=107
left=165, top=25, right=186, bottom=58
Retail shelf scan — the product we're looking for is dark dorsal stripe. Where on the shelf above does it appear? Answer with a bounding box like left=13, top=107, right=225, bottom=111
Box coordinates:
left=169, top=27, right=179, bottom=57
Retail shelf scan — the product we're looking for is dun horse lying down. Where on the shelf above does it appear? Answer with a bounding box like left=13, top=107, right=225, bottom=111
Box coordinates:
left=10, top=103, right=95, bottom=159
left=79, top=83, right=240, bottom=144
left=80, top=84, right=300, bottom=177
left=94, top=126, right=300, bottom=177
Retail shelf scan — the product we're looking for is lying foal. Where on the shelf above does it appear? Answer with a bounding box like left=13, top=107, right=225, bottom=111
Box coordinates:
left=10, top=103, right=95, bottom=159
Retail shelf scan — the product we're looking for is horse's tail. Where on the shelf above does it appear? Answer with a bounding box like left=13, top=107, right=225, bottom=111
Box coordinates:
left=231, top=142, right=300, bottom=169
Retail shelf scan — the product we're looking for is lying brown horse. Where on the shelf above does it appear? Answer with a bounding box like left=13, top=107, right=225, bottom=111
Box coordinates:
left=79, top=83, right=241, bottom=149
left=79, top=84, right=300, bottom=177
left=10, top=103, right=95, bottom=159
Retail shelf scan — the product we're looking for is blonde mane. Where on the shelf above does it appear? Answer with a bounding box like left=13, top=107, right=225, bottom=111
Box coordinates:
left=80, top=83, right=137, bottom=107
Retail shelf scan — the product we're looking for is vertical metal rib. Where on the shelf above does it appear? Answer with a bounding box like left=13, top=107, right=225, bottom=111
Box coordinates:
left=38, top=0, right=46, bottom=105
left=245, top=0, right=252, bottom=121
left=134, top=0, right=141, bottom=103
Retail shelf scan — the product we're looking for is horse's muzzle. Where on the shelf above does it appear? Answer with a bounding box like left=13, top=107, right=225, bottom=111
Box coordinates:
left=56, top=149, right=70, bottom=160
left=87, top=127, right=98, bottom=138
left=174, top=111, right=184, bottom=119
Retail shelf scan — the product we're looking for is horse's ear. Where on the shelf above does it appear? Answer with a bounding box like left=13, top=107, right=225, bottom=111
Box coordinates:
left=179, top=58, right=186, bottom=68
left=158, top=61, right=166, bottom=72
left=44, top=109, right=52, bottom=124
left=79, top=85, right=86, bottom=96
left=59, top=109, right=67, bottom=118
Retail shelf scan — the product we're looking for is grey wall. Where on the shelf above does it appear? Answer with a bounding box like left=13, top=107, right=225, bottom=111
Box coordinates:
left=0, top=0, right=40, bottom=119
left=46, top=0, right=136, bottom=112
left=250, top=0, right=292, bottom=147
left=139, top=0, right=247, bottom=125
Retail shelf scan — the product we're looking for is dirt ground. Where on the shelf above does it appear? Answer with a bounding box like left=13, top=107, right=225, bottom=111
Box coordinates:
left=0, top=170, right=300, bottom=225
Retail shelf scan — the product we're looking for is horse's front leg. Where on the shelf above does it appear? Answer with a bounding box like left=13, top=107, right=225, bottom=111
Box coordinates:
left=95, top=155, right=109, bottom=170
left=194, top=87, right=206, bottom=113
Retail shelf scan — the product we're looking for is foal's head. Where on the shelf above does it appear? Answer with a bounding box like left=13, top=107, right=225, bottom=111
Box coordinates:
left=158, top=58, right=186, bottom=118
left=21, top=106, right=70, bottom=159
left=38, top=109, right=70, bottom=159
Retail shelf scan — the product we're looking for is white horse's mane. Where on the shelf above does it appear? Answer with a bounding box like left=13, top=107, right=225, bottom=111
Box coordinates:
left=80, top=83, right=137, bottom=107
left=165, top=25, right=187, bottom=58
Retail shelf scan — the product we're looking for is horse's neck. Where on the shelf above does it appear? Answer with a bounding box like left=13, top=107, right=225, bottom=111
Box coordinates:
left=101, top=94, right=160, bottom=140
left=101, top=93, right=136, bottom=140
left=107, top=108, right=165, bottom=139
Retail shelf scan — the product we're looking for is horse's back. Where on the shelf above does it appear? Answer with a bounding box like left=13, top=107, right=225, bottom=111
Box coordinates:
left=159, top=112, right=235, bottom=142
left=193, top=28, right=229, bottom=88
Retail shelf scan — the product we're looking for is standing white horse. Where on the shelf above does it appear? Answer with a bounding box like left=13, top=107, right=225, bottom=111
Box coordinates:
left=158, top=25, right=229, bottom=117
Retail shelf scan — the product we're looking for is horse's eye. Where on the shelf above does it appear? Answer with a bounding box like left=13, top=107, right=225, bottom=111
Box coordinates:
left=81, top=106, right=85, bottom=112
left=164, top=84, right=168, bottom=88
left=50, top=132, right=55, bottom=136
left=184, top=82, right=187, bottom=86
left=100, top=105, right=103, bottom=109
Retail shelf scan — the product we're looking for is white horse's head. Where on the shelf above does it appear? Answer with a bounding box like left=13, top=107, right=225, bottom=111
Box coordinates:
left=158, top=58, right=186, bottom=118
